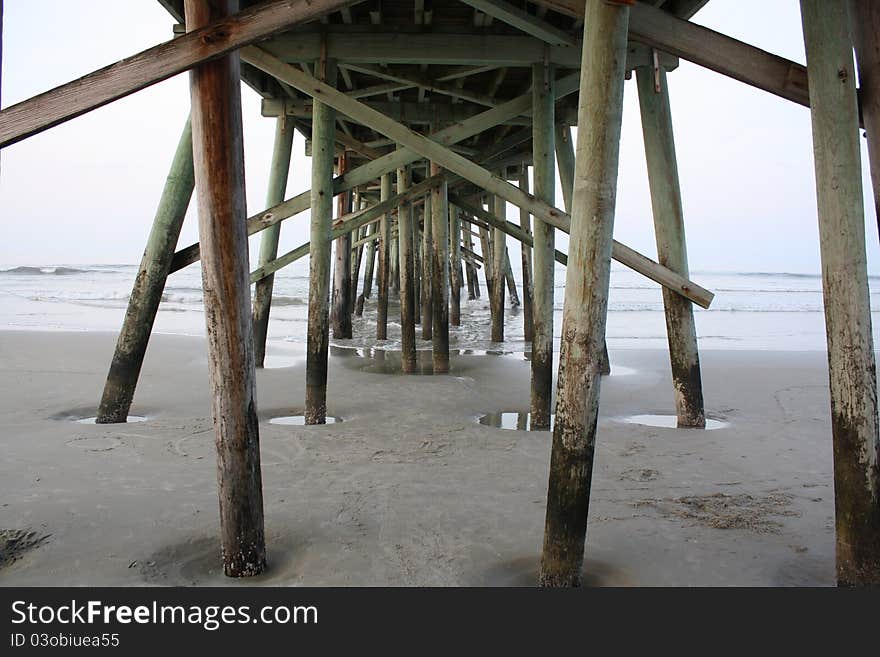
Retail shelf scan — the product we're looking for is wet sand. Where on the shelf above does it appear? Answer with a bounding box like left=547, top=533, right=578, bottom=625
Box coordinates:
left=0, top=330, right=835, bottom=586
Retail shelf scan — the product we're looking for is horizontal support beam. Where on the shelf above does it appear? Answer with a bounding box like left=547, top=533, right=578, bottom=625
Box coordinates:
left=0, top=0, right=364, bottom=148
left=458, top=0, right=576, bottom=46
left=534, top=0, right=809, bottom=107
left=452, top=194, right=714, bottom=308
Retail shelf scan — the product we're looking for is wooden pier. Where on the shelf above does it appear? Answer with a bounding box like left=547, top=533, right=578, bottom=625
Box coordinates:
left=2, top=0, right=878, bottom=586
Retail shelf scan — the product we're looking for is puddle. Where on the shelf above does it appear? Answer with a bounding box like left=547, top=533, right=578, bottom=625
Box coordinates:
left=75, top=415, right=147, bottom=425
left=268, top=415, right=341, bottom=426
left=478, top=412, right=553, bottom=431
left=620, top=414, right=728, bottom=430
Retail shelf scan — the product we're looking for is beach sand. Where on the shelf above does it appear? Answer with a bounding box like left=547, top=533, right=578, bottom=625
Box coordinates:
left=0, top=330, right=835, bottom=586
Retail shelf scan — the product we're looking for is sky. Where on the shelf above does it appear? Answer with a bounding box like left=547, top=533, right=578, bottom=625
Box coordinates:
left=1, top=0, right=878, bottom=275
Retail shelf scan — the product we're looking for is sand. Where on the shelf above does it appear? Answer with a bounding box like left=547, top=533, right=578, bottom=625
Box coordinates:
left=0, top=330, right=836, bottom=586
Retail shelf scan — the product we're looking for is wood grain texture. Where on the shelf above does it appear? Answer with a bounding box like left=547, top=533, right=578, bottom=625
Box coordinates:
left=801, top=0, right=880, bottom=587
left=431, top=162, right=451, bottom=373
left=186, top=0, right=265, bottom=578
left=397, top=162, right=418, bottom=373
left=540, top=0, right=629, bottom=588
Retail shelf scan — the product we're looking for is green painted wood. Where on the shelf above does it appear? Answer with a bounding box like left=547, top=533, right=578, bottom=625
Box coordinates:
left=96, top=117, right=194, bottom=424
left=252, top=115, right=295, bottom=368
left=531, top=61, right=556, bottom=428
left=541, top=0, right=629, bottom=588
left=458, top=0, right=576, bottom=46
left=637, top=66, right=705, bottom=427
left=305, top=59, right=337, bottom=425
left=801, top=0, right=880, bottom=587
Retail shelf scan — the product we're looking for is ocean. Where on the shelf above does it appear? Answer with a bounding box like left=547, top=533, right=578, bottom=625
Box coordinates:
left=1, top=261, right=879, bottom=361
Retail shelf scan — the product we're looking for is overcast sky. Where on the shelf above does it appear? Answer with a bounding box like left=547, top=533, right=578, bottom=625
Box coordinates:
left=1, top=0, right=878, bottom=275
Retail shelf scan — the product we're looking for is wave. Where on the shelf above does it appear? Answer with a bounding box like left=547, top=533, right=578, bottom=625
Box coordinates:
left=2, top=266, right=89, bottom=276
left=272, top=296, right=306, bottom=306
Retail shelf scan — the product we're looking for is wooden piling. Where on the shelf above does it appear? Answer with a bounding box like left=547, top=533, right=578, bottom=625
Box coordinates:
left=184, top=0, right=265, bottom=578
left=351, top=194, right=366, bottom=316
left=391, top=225, right=400, bottom=295
left=431, top=162, right=451, bottom=372
left=377, top=172, right=392, bottom=339
left=503, top=248, right=520, bottom=308
left=397, top=163, right=418, bottom=373
left=464, top=219, right=480, bottom=299
left=478, top=221, right=494, bottom=298
left=305, top=58, right=338, bottom=425
left=801, top=0, right=880, bottom=587
left=636, top=67, right=705, bottom=428
left=540, top=0, right=629, bottom=587
left=422, top=193, right=434, bottom=340
left=849, top=0, right=880, bottom=239
left=450, top=204, right=462, bottom=326
left=96, top=117, right=194, bottom=424
left=252, top=115, right=295, bottom=367
left=491, top=195, right=506, bottom=342
left=556, top=120, right=610, bottom=376
left=414, top=207, right=422, bottom=326
left=517, top=168, right=534, bottom=342
left=531, top=61, right=556, bottom=428
left=331, top=151, right=353, bottom=339
left=361, top=219, right=378, bottom=302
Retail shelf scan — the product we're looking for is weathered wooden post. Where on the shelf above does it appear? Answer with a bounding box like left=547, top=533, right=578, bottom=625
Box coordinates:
left=849, top=0, right=880, bottom=237
left=636, top=66, right=705, bottom=427
left=556, top=120, right=610, bottom=376
left=252, top=115, right=295, bottom=367
left=398, top=162, right=418, bottom=373
left=185, top=0, right=265, bottom=577
left=801, top=0, right=880, bottom=587
left=479, top=221, right=494, bottom=297
left=431, top=162, right=451, bottom=372
left=414, top=207, right=422, bottom=326
left=491, top=194, right=506, bottom=342
left=517, top=167, right=534, bottom=342
left=540, top=0, right=629, bottom=587
left=503, top=250, right=520, bottom=308
left=464, top=219, right=480, bottom=299
left=531, top=61, right=556, bottom=428
left=450, top=204, right=462, bottom=326
left=377, top=172, right=392, bottom=339
left=351, top=194, right=367, bottom=316
left=305, top=58, right=338, bottom=425
left=422, top=193, right=434, bottom=340
left=391, top=227, right=400, bottom=295
left=96, top=118, right=194, bottom=424
left=331, top=151, right=353, bottom=339
left=361, top=220, right=378, bottom=303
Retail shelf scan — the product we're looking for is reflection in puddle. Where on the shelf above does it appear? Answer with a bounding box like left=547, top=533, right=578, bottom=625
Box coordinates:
left=268, top=415, right=341, bottom=426
left=620, top=414, right=728, bottom=430
left=333, top=346, right=466, bottom=375
left=478, top=412, right=553, bottom=431
left=75, top=415, right=147, bottom=424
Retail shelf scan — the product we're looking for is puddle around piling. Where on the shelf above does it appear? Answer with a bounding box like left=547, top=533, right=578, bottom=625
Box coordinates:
left=268, top=415, right=342, bottom=426
left=477, top=412, right=554, bottom=431
left=619, top=414, right=728, bottom=431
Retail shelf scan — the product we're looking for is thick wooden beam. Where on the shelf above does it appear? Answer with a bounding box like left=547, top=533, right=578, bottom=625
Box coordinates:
left=185, top=0, right=265, bottom=579
left=252, top=115, right=294, bottom=368
left=637, top=66, right=705, bottom=427
left=331, top=151, right=353, bottom=339
left=431, top=163, right=451, bottom=373
left=541, top=0, right=630, bottom=589
left=397, top=161, right=418, bottom=373
left=532, top=0, right=810, bottom=108
left=458, top=0, right=576, bottom=46
left=0, top=0, right=364, bottom=148
left=849, top=0, right=880, bottom=238
left=421, top=194, right=433, bottom=338
left=450, top=203, right=463, bottom=327
left=517, top=168, right=534, bottom=342
left=490, top=195, right=506, bottom=342
left=96, top=117, right=194, bottom=424
left=531, top=61, right=556, bottom=427
left=305, top=58, right=337, bottom=425
left=801, top=0, right=880, bottom=587
left=377, top=172, right=392, bottom=339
